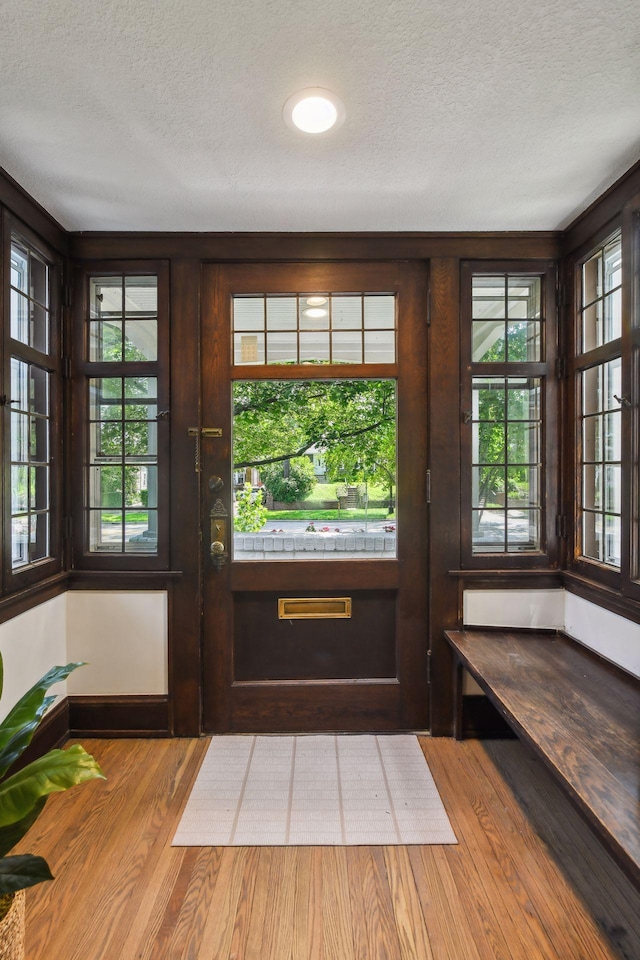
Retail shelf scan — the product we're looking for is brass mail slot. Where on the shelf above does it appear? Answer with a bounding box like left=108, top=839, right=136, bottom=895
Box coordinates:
left=278, top=597, right=352, bottom=620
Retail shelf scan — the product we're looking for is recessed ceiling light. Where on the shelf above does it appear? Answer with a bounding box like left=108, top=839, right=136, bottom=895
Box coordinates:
left=303, top=308, right=328, bottom=318
left=306, top=296, right=328, bottom=306
left=283, top=88, right=346, bottom=134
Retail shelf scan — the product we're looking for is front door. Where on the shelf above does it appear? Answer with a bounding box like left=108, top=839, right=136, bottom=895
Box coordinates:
left=201, top=261, right=428, bottom=732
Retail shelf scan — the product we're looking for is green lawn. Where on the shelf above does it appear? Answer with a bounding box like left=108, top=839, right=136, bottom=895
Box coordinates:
left=266, top=508, right=395, bottom=521
left=101, top=512, right=148, bottom=523
left=304, top=482, right=394, bottom=501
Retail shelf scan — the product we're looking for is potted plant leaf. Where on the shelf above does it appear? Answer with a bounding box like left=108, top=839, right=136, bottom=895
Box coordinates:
left=0, top=654, right=105, bottom=959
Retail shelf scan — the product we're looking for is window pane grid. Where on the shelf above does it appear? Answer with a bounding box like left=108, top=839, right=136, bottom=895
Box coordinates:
left=472, top=275, right=542, bottom=363
left=85, top=272, right=159, bottom=556
left=9, top=359, right=51, bottom=568
left=88, top=377, right=158, bottom=553
left=233, top=294, right=396, bottom=365
left=90, top=275, right=158, bottom=362
left=580, top=234, right=622, bottom=351
left=10, top=239, right=50, bottom=353
left=471, top=376, right=542, bottom=554
left=580, top=360, right=621, bottom=568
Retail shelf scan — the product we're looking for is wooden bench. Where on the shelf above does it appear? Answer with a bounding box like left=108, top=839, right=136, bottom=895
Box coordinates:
left=444, top=628, right=640, bottom=887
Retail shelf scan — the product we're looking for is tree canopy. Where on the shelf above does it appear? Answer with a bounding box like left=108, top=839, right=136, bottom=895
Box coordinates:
left=232, top=379, right=396, bottom=491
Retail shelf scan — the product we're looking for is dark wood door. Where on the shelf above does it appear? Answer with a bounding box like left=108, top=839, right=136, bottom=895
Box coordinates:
left=201, top=262, right=429, bottom=732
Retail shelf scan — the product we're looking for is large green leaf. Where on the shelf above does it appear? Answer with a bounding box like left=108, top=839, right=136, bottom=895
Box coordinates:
left=0, top=663, right=85, bottom=776
left=0, top=798, right=46, bottom=857
left=0, top=745, right=105, bottom=828
left=0, top=854, right=54, bottom=894
left=0, top=652, right=3, bottom=702
left=0, top=697, right=57, bottom=780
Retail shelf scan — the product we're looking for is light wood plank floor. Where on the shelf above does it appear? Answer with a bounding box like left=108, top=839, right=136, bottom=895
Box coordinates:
left=20, top=736, right=640, bottom=959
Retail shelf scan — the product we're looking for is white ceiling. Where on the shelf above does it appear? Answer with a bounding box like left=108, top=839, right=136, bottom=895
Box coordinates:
left=1, top=0, right=639, bottom=233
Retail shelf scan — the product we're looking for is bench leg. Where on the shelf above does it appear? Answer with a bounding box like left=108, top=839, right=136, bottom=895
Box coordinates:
left=453, top=658, right=464, bottom=740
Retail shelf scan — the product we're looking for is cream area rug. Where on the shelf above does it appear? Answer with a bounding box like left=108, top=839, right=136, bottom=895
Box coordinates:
left=172, top=734, right=457, bottom=846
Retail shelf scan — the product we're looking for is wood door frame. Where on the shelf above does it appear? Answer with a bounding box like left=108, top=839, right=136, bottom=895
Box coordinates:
left=200, top=260, right=430, bottom=733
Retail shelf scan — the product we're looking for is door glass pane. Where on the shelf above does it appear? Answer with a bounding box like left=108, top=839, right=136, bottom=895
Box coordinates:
left=267, top=297, right=297, bottom=330
left=232, top=379, right=397, bottom=560
left=364, top=330, right=395, bottom=363
left=364, top=295, right=395, bottom=328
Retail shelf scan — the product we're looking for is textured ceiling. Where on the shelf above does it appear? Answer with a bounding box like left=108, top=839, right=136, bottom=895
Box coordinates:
left=1, top=0, right=639, bottom=232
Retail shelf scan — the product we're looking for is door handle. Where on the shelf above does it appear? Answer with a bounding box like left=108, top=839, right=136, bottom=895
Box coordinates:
left=210, top=498, right=229, bottom=570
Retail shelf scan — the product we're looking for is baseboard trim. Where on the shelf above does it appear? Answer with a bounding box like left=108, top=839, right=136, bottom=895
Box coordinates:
left=462, top=695, right=517, bottom=739
left=68, top=695, right=170, bottom=738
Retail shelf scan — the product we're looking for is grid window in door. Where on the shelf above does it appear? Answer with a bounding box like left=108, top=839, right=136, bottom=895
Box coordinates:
left=233, top=294, right=396, bottom=365
left=232, top=379, right=397, bottom=560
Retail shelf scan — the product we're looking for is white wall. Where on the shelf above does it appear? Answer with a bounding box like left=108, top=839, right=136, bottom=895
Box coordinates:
left=0, top=594, right=67, bottom=721
left=564, top=592, right=640, bottom=679
left=463, top=587, right=640, bottom=685
left=463, top=589, right=565, bottom=630
left=0, top=590, right=168, bottom=720
left=66, top=592, right=168, bottom=695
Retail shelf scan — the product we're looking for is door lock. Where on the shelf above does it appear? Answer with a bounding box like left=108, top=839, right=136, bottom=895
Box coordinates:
left=210, top=499, right=229, bottom=570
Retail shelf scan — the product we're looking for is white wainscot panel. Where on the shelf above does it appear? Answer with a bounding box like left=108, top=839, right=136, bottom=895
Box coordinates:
left=564, top=593, right=640, bottom=679
left=0, top=594, right=68, bottom=721
left=463, top=589, right=565, bottom=629
left=66, top=591, right=168, bottom=695
left=462, top=589, right=565, bottom=694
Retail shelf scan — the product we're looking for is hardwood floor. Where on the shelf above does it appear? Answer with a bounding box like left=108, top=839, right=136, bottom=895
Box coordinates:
left=20, top=736, right=640, bottom=959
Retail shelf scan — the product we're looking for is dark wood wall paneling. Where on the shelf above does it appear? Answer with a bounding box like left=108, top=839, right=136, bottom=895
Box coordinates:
left=428, top=260, right=462, bottom=735
left=4, top=160, right=640, bottom=738
left=560, top=157, right=640, bottom=259
left=0, top=167, right=68, bottom=257
left=168, top=260, right=202, bottom=736
left=70, top=232, right=560, bottom=262
left=0, top=173, right=69, bottom=620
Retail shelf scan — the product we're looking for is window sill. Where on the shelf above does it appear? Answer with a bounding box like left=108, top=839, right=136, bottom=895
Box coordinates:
left=449, top=568, right=563, bottom=589
left=0, top=571, right=68, bottom=626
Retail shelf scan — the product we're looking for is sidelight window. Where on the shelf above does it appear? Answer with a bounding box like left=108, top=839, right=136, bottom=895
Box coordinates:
left=461, top=261, right=558, bottom=566
left=471, top=376, right=542, bottom=552
left=87, top=376, right=159, bottom=552
left=76, top=265, right=169, bottom=567
left=3, top=226, right=61, bottom=587
left=575, top=232, right=623, bottom=571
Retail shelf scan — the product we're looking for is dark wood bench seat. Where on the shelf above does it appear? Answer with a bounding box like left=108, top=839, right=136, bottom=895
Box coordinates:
left=444, top=628, right=640, bottom=887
